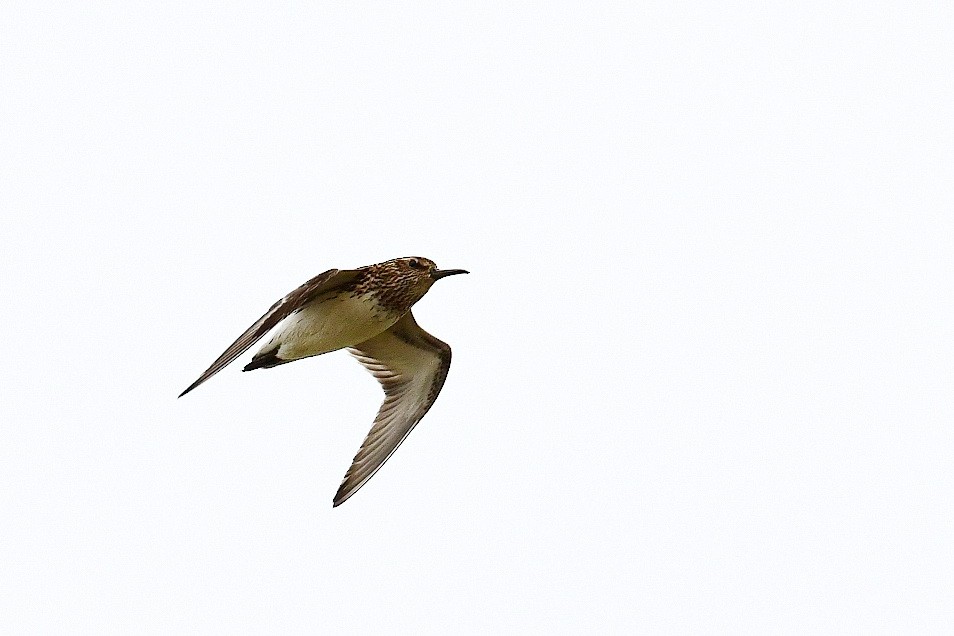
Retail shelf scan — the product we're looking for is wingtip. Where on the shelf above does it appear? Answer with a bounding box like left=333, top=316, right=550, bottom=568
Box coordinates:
left=332, top=485, right=355, bottom=508
left=178, top=381, right=199, bottom=398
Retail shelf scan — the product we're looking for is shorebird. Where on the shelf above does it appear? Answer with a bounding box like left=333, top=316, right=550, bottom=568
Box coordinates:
left=179, top=257, right=468, bottom=507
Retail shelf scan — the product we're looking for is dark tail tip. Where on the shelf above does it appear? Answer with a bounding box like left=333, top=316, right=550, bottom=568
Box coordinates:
left=243, top=349, right=283, bottom=372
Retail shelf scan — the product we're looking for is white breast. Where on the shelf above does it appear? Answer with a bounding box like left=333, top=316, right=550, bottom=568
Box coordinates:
left=261, top=292, right=399, bottom=362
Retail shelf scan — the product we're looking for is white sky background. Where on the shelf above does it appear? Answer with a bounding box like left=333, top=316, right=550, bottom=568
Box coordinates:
left=1, top=1, right=951, bottom=633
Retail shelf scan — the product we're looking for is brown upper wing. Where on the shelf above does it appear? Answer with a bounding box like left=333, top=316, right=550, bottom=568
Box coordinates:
left=179, top=268, right=362, bottom=397
left=334, top=311, right=452, bottom=507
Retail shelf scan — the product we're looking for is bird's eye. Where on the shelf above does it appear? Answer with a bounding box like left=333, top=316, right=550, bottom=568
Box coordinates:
left=408, top=259, right=424, bottom=269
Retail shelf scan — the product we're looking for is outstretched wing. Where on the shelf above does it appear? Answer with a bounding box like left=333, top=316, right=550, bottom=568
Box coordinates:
left=335, top=311, right=452, bottom=507
left=179, top=268, right=361, bottom=397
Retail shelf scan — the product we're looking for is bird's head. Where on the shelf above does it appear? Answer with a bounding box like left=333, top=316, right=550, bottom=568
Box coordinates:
left=370, top=256, right=469, bottom=310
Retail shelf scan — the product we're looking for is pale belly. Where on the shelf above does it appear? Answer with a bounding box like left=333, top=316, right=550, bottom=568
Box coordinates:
left=259, top=292, right=400, bottom=362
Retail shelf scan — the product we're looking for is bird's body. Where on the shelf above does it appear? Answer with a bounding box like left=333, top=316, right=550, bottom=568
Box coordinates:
left=179, top=257, right=468, bottom=506
left=249, top=290, right=399, bottom=367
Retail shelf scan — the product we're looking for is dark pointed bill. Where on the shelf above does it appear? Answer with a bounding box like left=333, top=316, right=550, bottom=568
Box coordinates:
left=432, top=268, right=469, bottom=280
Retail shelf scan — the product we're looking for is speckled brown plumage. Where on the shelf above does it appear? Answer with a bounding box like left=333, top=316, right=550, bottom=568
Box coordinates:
left=350, top=257, right=440, bottom=313
left=179, top=256, right=468, bottom=507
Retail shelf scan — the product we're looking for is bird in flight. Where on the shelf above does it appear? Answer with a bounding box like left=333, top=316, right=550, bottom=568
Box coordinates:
left=179, top=256, right=469, bottom=507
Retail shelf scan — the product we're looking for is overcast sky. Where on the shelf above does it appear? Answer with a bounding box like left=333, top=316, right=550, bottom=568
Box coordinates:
left=1, top=2, right=951, bottom=633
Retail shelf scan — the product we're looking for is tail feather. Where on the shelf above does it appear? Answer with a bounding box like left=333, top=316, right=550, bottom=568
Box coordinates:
left=243, top=349, right=287, bottom=371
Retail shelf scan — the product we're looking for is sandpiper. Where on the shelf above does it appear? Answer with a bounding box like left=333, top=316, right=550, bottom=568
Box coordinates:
left=179, top=257, right=469, bottom=507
